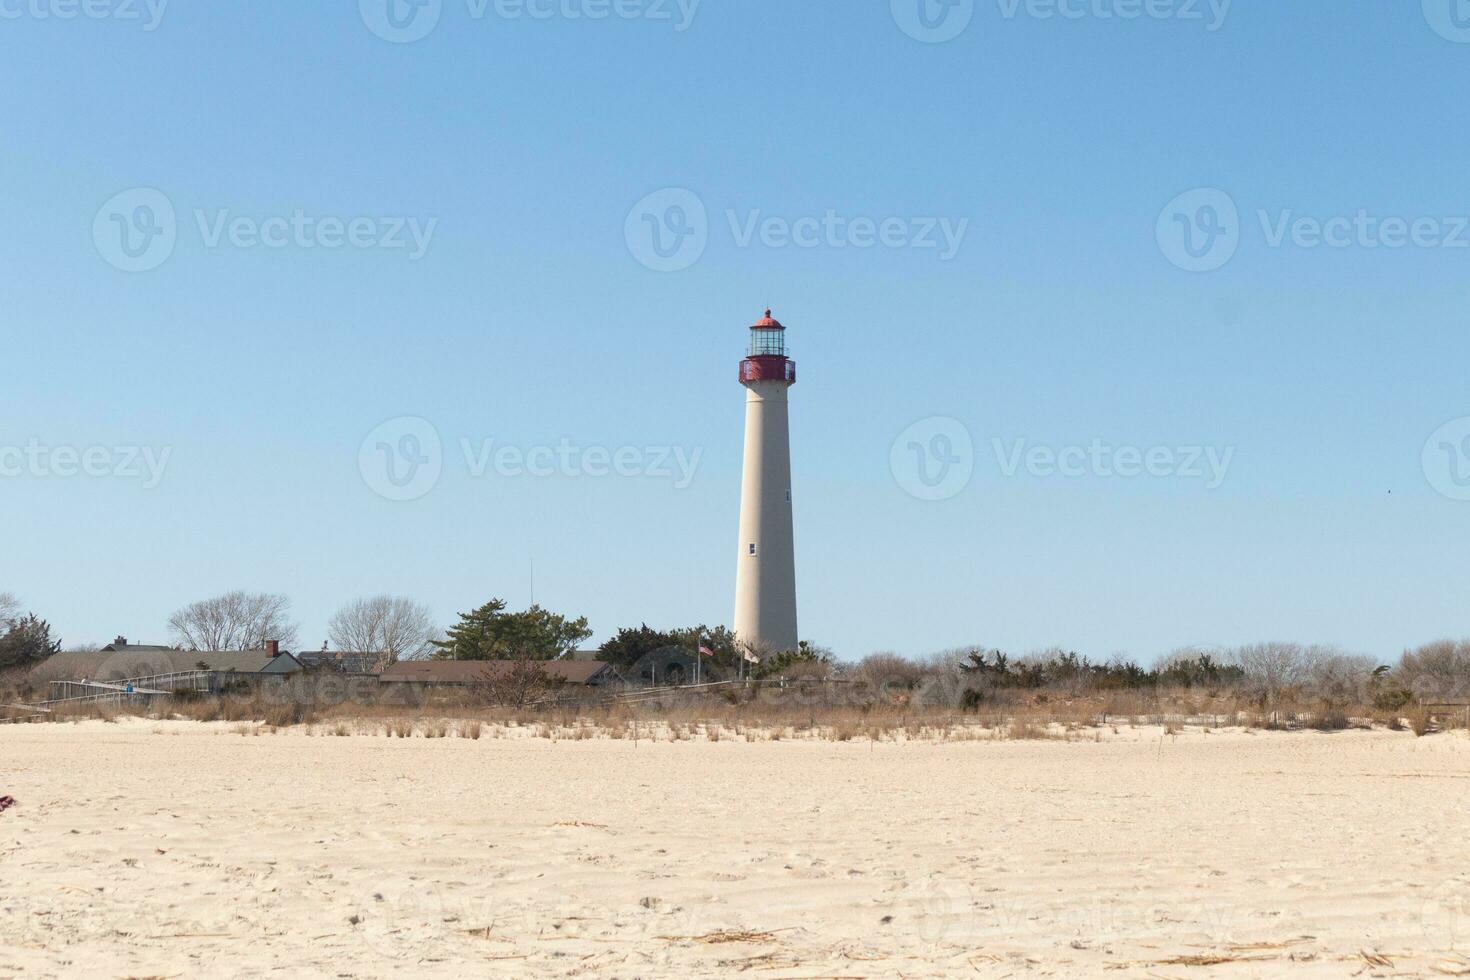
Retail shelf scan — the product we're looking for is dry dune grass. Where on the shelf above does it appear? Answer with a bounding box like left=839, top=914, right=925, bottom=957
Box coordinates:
left=8, top=640, right=1470, bottom=742
left=7, top=680, right=1467, bottom=742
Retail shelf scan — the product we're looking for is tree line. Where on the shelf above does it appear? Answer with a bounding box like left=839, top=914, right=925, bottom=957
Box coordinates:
left=0, top=586, right=827, bottom=682
left=4, top=586, right=1469, bottom=706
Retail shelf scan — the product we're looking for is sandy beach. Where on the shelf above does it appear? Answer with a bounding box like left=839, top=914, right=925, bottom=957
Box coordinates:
left=1, top=720, right=1467, bottom=978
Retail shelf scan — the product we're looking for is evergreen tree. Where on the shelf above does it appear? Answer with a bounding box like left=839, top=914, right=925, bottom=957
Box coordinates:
left=597, top=623, right=739, bottom=672
left=0, top=613, right=62, bottom=671
left=432, top=599, right=590, bottom=661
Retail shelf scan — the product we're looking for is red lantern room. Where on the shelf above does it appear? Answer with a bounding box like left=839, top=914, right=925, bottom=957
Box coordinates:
left=739, top=309, right=797, bottom=384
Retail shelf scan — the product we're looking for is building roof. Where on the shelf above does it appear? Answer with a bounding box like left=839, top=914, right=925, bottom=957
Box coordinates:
left=32, top=649, right=300, bottom=683
left=751, top=308, right=784, bottom=330
left=379, top=660, right=614, bottom=685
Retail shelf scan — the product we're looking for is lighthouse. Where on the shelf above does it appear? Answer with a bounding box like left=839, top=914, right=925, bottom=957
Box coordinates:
left=733, top=309, right=799, bottom=656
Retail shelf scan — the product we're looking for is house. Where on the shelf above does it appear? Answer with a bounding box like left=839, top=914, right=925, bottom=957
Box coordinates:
left=100, top=637, right=174, bottom=654
left=378, top=660, right=616, bottom=687
left=296, top=649, right=390, bottom=675
left=33, top=641, right=302, bottom=684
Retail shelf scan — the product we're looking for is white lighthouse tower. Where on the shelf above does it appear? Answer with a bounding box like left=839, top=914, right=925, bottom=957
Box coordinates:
left=733, top=309, right=799, bottom=656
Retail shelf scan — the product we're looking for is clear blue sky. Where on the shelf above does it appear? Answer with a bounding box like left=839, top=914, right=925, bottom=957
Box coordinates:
left=4, top=2, right=1469, bottom=663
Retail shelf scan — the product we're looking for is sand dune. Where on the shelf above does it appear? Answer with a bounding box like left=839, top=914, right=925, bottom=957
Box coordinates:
left=1, top=720, right=1467, bottom=978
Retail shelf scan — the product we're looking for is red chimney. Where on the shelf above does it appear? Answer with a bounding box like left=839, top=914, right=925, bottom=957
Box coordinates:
left=265, top=639, right=279, bottom=656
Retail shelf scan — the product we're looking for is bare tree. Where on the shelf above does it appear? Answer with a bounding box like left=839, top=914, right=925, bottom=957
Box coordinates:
left=1305, top=649, right=1377, bottom=706
left=472, top=650, right=565, bottom=708
left=327, top=595, right=437, bottom=670
left=1398, top=639, right=1470, bottom=702
left=854, top=652, right=928, bottom=695
left=1229, top=642, right=1337, bottom=704
left=168, top=591, right=299, bottom=651
left=0, top=592, right=19, bottom=626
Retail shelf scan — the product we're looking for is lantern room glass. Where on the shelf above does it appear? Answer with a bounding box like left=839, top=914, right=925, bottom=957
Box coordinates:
left=748, top=327, right=786, bottom=356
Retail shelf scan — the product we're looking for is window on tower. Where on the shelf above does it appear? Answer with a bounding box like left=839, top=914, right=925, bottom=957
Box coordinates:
left=748, top=543, right=757, bottom=556
left=748, top=328, right=786, bottom=357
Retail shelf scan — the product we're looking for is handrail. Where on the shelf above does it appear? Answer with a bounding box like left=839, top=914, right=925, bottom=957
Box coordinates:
left=39, top=671, right=214, bottom=708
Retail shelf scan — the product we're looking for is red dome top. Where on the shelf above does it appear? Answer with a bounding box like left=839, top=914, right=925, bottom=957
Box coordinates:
left=750, top=309, right=784, bottom=330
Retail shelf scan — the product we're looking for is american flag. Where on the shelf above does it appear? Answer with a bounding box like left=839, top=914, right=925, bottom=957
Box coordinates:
left=698, top=645, right=715, bottom=657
